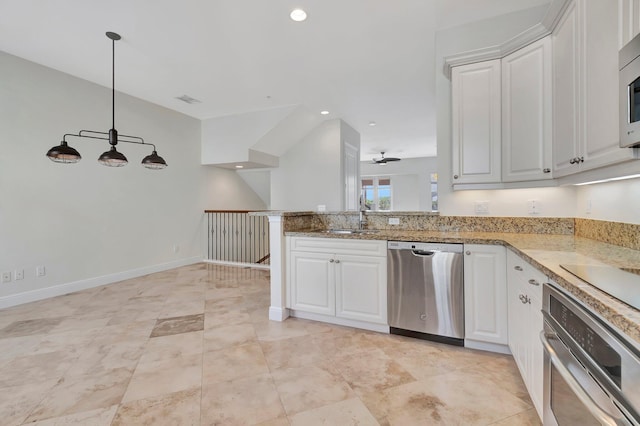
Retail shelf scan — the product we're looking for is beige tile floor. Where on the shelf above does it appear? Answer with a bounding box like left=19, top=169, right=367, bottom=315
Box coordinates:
left=0, top=263, right=541, bottom=425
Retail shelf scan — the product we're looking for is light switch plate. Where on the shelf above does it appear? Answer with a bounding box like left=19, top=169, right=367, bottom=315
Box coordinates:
left=474, top=201, right=489, bottom=214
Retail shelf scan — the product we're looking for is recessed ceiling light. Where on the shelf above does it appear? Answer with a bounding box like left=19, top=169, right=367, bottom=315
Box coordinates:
left=320, top=110, right=329, bottom=115
left=235, top=165, right=244, bottom=169
left=290, top=9, right=307, bottom=22
left=369, top=121, right=377, bottom=127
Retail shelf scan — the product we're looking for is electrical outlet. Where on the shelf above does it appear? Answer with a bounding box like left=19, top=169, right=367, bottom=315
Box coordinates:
left=173, top=244, right=180, bottom=254
left=528, top=200, right=540, bottom=215
left=36, top=265, right=46, bottom=277
left=14, top=269, right=24, bottom=280
left=585, top=199, right=592, bottom=215
left=2, top=272, right=11, bottom=283
left=474, top=201, right=489, bottom=214
left=388, top=218, right=400, bottom=225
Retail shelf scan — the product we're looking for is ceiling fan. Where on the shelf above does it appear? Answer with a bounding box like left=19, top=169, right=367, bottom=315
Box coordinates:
left=372, top=151, right=401, bottom=164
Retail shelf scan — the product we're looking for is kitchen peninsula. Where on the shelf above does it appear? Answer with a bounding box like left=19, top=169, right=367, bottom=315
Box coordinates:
left=255, top=211, right=640, bottom=348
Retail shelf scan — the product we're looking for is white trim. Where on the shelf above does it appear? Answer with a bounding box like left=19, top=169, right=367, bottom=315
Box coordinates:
left=0, top=256, right=201, bottom=310
left=290, top=309, right=390, bottom=333
left=464, top=339, right=512, bottom=354
left=269, top=306, right=290, bottom=321
left=203, top=259, right=271, bottom=270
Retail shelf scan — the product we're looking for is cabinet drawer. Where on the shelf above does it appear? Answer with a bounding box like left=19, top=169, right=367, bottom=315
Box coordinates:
left=507, top=249, right=544, bottom=300
left=288, top=237, right=387, bottom=256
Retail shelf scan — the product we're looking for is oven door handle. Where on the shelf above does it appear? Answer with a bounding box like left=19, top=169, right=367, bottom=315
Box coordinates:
left=540, top=331, right=629, bottom=426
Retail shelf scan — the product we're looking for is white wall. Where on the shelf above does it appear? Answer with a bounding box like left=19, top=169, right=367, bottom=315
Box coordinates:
left=361, top=157, right=438, bottom=211
left=0, top=51, right=265, bottom=305
left=201, top=105, right=294, bottom=165
left=270, top=119, right=343, bottom=211
left=575, top=178, right=640, bottom=224
left=435, top=5, right=578, bottom=217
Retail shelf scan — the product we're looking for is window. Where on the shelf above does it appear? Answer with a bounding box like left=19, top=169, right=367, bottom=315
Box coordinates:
left=362, top=177, right=392, bottom=210
left=430, top=173, right=438, bottom=211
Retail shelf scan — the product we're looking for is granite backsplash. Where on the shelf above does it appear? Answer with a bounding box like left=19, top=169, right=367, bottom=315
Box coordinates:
left=279, top=212, right=640, bottom=250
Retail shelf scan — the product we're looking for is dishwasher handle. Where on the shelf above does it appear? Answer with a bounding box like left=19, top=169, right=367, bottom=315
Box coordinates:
left=411, top=249, right=438, bottom=257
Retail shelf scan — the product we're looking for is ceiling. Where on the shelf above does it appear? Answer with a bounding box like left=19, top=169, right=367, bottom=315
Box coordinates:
left=0, top=0, right=549, bottom=161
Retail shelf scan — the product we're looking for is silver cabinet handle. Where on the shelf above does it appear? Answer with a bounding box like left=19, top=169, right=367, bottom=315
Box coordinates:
left=329, top=259, right=334, bottom=263
left=514, top=266, right=523, bottom=271
left=579, top=156, right=584, bottom=163
left=453, top=174, right=459, bottom=179
left=335, top=259, right=340, bottom=264
left=569, top=157, right=577, bottom=164
left=465, top=251, right=471, bottom=255
left=543, top=168, right=551, bottom=173
left=528, top=279, right=540, bottom=286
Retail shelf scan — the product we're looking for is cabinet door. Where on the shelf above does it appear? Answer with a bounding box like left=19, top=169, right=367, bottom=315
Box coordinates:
left=451, top=60, right=502, bottom=184
left=288, top=251, right=335, bottom=315
left=335, top=255, right=387, bottom=324
left=507, top=279, right=527, bottom=373
left=581, top=0, right=637, bottom=171
left=502, top=37, right=553, bottom=182
left=506, top=250, right=527, bottom=367
left=618, top=0, right=640, bottom=50
left=552, top=0, right=580, bottom=177
left=463, top=244, right=508, bottom=345
left=528, top=293, right=544, bottom=420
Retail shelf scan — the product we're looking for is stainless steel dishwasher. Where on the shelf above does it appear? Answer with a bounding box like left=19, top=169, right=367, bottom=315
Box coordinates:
left=387, top=241, right=464, bottom=346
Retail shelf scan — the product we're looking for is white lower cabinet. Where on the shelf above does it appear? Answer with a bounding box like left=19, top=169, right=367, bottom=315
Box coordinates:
left=289, top=251, right=335, bottom=316
left=287, top=237, right=387, bottom=329
left=463, top=244, right=509, bottom=352
left=507, top=249, right=544, bottom=421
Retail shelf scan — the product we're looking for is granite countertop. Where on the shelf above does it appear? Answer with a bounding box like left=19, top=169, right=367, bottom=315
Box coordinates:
left=286, top=229, right=640, bottom=349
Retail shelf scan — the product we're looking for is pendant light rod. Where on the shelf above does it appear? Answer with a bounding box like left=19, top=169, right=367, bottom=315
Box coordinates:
left=46, top=31, right=167, bottom=169
left=106, top=31, right=120, bottom=130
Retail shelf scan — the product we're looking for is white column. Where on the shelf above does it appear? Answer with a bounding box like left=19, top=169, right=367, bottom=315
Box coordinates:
left=268, top=215, right=289, bottom=321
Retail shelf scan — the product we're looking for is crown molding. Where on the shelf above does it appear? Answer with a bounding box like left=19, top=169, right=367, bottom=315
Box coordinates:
left=442, top=0, right=572, bottom=79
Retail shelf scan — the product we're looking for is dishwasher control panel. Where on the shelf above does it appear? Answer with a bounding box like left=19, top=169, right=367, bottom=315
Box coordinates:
left=388, top=241, right=463, bottom=253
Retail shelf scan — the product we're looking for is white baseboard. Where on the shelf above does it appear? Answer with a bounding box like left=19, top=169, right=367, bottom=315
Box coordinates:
left=0, top=256, right=202, bottom=310
left=290, top=310, right=390, bottom=333
left=203, top=259, right=270, bottom=270
left=464, top=339, right=512, bottom=355
left=269, top=306, right=290, bottom=322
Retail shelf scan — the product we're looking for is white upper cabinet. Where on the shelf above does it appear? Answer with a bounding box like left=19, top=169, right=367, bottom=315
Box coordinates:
left=619, top=0, right=640, bottom=49
left=552, top=0, right=580, bottom=176
left=502, top=37, right=553, bottom=182
left=451, top=60, right=502, bottom=184
left=553, top=0, right=637, bottom=177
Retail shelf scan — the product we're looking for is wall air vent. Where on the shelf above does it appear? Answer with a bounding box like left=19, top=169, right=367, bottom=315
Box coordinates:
left=175, top=94, right=201, bottom=104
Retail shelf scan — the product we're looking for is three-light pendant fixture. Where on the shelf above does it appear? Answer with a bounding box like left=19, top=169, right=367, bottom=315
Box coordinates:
left=46, top=32, right=167, bottom=169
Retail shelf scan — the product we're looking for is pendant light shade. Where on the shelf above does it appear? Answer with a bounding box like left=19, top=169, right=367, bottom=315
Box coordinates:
left=98, top=146, right=128, bottom=167
left=46, top=31, right=167, bottom=170
left=46, top=141, right=81, bottom=163
left=142, top=150, right=167, bottom=169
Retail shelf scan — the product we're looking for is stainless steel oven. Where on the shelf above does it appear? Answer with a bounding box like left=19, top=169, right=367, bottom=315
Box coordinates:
left=541, top=284, right=640, bottom=425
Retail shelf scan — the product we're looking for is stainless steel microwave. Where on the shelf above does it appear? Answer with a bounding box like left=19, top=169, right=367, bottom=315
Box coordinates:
left=620, top=33, right=640, bottom=147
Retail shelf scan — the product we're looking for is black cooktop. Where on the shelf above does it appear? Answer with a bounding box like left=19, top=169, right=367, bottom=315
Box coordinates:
left=560, top=264, right=640, bottom=310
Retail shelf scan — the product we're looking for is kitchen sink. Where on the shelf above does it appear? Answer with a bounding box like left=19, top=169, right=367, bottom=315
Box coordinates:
left=323, top=229, right=380, bottom=235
